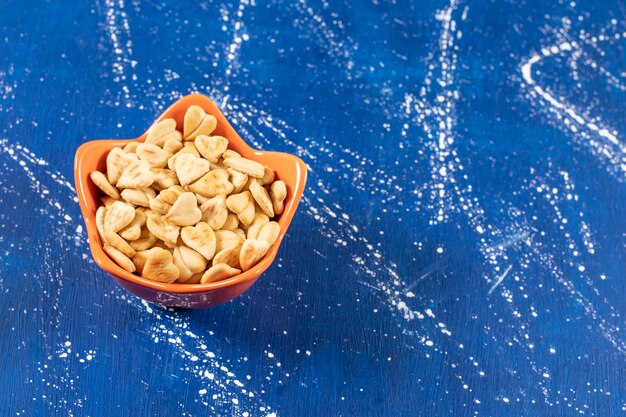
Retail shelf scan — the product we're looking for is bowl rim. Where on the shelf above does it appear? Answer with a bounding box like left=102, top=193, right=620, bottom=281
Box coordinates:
left=74, top=93, right=307, bottom=294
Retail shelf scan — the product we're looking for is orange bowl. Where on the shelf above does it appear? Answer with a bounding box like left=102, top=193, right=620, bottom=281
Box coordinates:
left=74, top=94, right=307, bottom=308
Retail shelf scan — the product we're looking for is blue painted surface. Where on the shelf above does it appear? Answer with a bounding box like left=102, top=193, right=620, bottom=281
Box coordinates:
left=0, top=0, right=624, bottom=415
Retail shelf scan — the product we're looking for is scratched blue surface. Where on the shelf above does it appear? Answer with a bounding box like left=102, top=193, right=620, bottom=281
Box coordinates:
left=1, top=0, right=625, bottom=415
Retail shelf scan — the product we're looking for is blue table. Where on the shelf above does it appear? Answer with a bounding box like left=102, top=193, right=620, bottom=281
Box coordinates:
left=1, top=0, right=624, bottom=415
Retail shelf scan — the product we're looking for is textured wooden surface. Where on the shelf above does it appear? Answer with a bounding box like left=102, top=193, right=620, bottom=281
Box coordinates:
left=0, top=0, right=624, bottom=416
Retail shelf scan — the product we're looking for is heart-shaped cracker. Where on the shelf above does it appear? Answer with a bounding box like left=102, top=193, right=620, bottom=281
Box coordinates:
left=233, top=228, right=246, bottom=240
left=183, top=105, right=204, bottom=138
left=146, top=118, right=182, bottom=147
left=239, top=239, right=270, bottom=271
left=159, top=186, right=184, bottom=204
left=212, top=244, right=242, bottom=269
left=104, top=229, right=136, bottom=258
left=181, top=222, right=216, bottom=260
left=123, top=142, right=139, bottom=153
left=116, top=160, right=155, bottom=189
left=137, top=143, right=171, bottom=168
left=118, top=224, right=140, bottom=241
left=146, top=211, right=180, bottom=245
left=165, top=192, right=202, bottom=226
left=96, top=206, right=108, bottom=244
left=167, top=152, right=181, bottom=171
left=219, top=213, right=238, bottom=230
left=199, top=194, right=228, bottom=230
left=176, top=246, right=207, bottom=275
left=90, top=171, right=120, bottom=199
left=270, top=180, right=287, bottom=215
left=120, top=187, right=156, bottom=207
left=129, top=227, right=158, bottom=251
left=189, top=169, right=234, bottom=198
left=174, top=153, right=212, bottom=187
left=246, top=213, right=270, bottom=240
left=200, top=263, right=241, bottom=284
left=151, top=168, right=179, bottom=189
left=214, top=229, right=244, bottom=253
left=249, top=180, right=274, bottom=218
left=142, top=247, right=180, bottom=283
left=181, top=142, right=201, bottom=156
left=104, top=244, right=136, bottom=273
left=119, top=210, right=147, bottom=241
left=104, top=201, right=135, bottom=232
left=258, top=165, right=275, bottom=186
left=172, top=248, right=192, bottom=281
left=237, top=202, right=255, bottom=226
left=183, top=105, right=217, bottom=141
left=195, top=135, right=228, bottom=163
left=227, top=168, right=248, bottom=194
left=131, top=250, right=152, bottom=275
left=106, top=147, right=138, bottom=185
left=173, top=246, right=207, bottom=281
left=258, top=221, right=280, bottom=246
left=226, top=191, right=255, bottom=225
left=225, top=191, right=251, bottom=212
left=149, top=196, right=171, bottom=214
left=149, top=186, right=183, bottom=214
left=223, top=157, right=265, bottom=178
left=186, top=273, right=205, bottom=284
left=163, top=137, right=184, bottom=154
left=190, top=116, right=216, bottom=140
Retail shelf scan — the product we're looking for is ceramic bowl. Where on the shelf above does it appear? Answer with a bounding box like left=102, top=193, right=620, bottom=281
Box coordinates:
left=74, top=94, right=307, bottom=308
